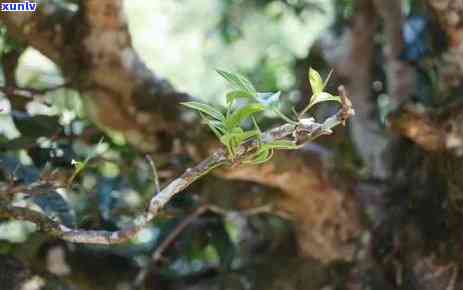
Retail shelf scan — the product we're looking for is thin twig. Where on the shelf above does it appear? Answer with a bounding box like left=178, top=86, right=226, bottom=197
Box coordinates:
left=133, top=202, right=276, bottom=288
left=133, top=205, right=209, bottom=288
left=0, top=96, right=354, bottom=245
left=153, top=205, right=209, bottom=262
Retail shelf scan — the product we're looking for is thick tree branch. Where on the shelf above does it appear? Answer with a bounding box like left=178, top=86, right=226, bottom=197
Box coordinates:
left=1, top=0, right=192, bottom=151
left=75, top=0, right=192, bottom=151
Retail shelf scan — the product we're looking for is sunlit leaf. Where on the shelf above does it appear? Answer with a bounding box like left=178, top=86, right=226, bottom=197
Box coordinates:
left=216, top=69, right=257, bottom=95
left=245, top=148, right=274, bottom=164
left=226, top=90, right=256, bottom=104
left=308, top=92, right=342, bottom=111
left=181, top=101, right=225, bottom=121
left=68, top=137, right=105, bottom=186
left=308, top=67, right=324, bottom=96
left=199, top=112, right=226, bottom=137
left=207, top=120, right=225, bottom=139
left=233, top=130, right=260, bottom=145
left=225, top=103, right=265, bottom=129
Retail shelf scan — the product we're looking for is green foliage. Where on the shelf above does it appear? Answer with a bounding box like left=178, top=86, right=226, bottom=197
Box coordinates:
left=299, top=68, right=342, bottom=117
left=217, top=69, right=257, bottom=96
left=183, top=68, right=338, bottom=163
left=12, top=114, right=61, bottom=139
left=181, top=102, right=225, bottom=121
left=68, top=138, right=105, bottom=186
left=0, top=24, right=20, bottom=54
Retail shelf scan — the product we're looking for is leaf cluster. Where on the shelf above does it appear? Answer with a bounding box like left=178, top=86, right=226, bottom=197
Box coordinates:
left=182, top=68, right=341, bottom=164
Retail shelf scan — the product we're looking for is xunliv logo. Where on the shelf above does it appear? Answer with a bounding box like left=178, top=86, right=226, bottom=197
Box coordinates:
left=1, top=1, right=37, bottom=12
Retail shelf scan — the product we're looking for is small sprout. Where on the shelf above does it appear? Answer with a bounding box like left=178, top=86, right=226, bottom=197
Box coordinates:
left=67, top=137, right=105, bottom=186
left=299, top=68, right=342, bottom=118
left=182, top=68, right=344, bottom=164
left=216, top=69, right=257, bottom=96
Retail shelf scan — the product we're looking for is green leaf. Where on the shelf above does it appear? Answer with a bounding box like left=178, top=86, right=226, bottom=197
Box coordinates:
left=308, top=67, right=324, bottom=96
left=208, top=120, right=226, bottom=133
left=217, top=69, right=257, bottom=95
left=218, top=128, right=246, bottom=145
left=252, top=116, right=261, bottom=133
left=181, top=101, right=225, bottom=121
left=234, top=130, right=260, bottom=144
left=68, top=138, right=105, bottom=186
left=226, top=90, right=256, bottom=104
left=308, top=92, right=342, bottom=111
left=245, top=148, right=274, bottom=164
left=219, top=133, right=235, bottom=156
left=207, top=120, right=225, bottom=139
left=220, top=128, right=260, bottom=158
left=225, top=103, right=265, bottom=129
left=244, top=140, right=297, bottom=164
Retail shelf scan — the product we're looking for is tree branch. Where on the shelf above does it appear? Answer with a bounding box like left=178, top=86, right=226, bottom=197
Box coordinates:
left=0, top=100, right=354, bottom=244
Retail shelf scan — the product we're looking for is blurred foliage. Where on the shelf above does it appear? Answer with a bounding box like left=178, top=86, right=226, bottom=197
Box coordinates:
left=126, top=0, right=332, bottom=102
left=1, top=1, right=329, bottom=285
